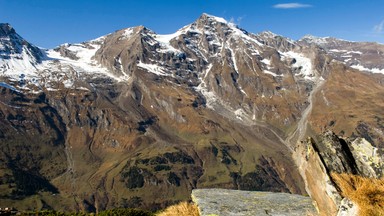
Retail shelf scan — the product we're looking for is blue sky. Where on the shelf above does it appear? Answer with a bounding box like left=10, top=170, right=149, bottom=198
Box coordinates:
left=1, top=0, right=383, bottom=48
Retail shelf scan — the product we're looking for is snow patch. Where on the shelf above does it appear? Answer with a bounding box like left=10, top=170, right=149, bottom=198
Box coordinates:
left=46, top=87, right=59, bottom=91
left=261, top=58, right=271, bottom=65
left=121, top=28, right=134, bottom=39
left=63, top=79, right=74, bottom=88
left=76, top=86, right=89, bottom=91
left=235, top=109, right=246, bottom=120
left=351, top=64, right=384, bottom=74
left=239, top=87, right=248, bottom=96
left=347, top=50, right=362, bottom=55
left=263, top=70, right=283, bottom=77
left=282, top=51, right=314, bottom=80
left=301, top=35, right=329, bottom=44
left=44, top=43, right=128, bottom=82
left=203, top=63, right=213, bottom=79
left=155, top=31, right=183, bottom=54
left=203, top=13, right=227, bottom=24
left=195, top=64, right=217, bottom=109
left=0, top=46, right=39, bottom=78
left=329, top=49, right=348, bottom=53
left=230, top=25, right=264, bottom=47
left=227, top=45, right=239, bottom=74
left=137, top=61, right=169, bottom=76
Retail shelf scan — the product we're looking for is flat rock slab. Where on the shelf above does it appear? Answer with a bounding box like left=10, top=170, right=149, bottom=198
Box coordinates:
left=192, top=189, right=318, bottom=216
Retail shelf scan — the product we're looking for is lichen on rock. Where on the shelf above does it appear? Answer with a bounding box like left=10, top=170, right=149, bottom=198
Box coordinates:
left=192, top=189, right=318, bottom=216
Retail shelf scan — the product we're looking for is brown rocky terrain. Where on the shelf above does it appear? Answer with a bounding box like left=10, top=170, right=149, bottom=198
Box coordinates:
left=0, top=14, right=383, bottom=214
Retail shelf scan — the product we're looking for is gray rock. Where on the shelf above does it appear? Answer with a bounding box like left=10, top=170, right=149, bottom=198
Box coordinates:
left=336, top=198, right=358, bottom=216
left=350, top=137, right=384, bottom=178
left=192, top=189, right=318, bottom=216
left=309, top=131, right=384, bottom=178
left=312, top=131, right=359, bottom=175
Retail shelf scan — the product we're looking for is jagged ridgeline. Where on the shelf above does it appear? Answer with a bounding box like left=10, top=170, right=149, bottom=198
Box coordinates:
left=0, top=13, right=383, bottom=214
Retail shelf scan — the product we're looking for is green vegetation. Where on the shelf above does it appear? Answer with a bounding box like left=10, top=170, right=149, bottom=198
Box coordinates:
left=167, top=172, right=181, bottom=186
left=121, top=166, right=146, bottom=189
left=98, top=208, right=154, bottom=216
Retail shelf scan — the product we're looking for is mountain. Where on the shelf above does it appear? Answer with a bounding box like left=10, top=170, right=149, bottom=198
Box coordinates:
left=0, top=14, right=383, bottom=214
left=299, top=35, right=384, bottom=73
left=0, top=23, right=43, bottom=76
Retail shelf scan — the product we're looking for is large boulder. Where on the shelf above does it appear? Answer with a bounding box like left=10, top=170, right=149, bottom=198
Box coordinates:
left=192, top=189, right=318, bottom=216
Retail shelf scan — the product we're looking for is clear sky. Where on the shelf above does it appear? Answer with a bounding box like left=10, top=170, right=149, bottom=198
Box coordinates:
left=1, top=0, right=383, bottom=48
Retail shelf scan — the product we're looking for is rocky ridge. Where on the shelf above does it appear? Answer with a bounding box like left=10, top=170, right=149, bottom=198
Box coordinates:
left=0, top=14, right=383, bottom=214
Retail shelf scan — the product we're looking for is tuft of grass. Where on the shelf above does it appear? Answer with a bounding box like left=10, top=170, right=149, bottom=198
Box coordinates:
left=156, top=202, right=199, bottom=216
left=331, top=172, right=384, bottom=216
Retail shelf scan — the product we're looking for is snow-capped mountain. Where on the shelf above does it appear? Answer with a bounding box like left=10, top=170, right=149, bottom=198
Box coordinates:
left=0, top=23, right=43, bottom=77
left=299, top=34, right=384, bottom=74
left=0, top=14, right=383, bottom=214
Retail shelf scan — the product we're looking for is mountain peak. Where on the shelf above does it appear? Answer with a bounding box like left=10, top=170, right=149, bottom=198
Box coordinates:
left=299, top=34, right=330, bottom=44
left=0, top=23, right=43, bottom=76
left=192, top=13, right=249, bottom=38
left=194, top=13, right=231, bottom=29
left=258, top=31, right=280, bottom=38
left=199, top=13, right=228, bottom=24
left=0, top=23, right=17, bottom=37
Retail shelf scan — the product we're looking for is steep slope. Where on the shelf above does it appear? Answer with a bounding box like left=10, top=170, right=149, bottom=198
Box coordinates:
left=0, top=14, right=383, bottom=214
left=0, top=23, right=43, bottom=77
left=298, top=35, right=384, bottom=147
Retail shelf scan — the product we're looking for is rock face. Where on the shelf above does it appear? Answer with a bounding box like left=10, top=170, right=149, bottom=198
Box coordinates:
left=336, top=198, right=358, bottom=216
left=296, top=131, right=384, bottom=215
left=310, top=131, right=384, bottom=178
left=312, top=131, right=360, bottom=175
left=0, top=14, right=384, bottom=213
left=192, top=189, right=318, bottom=216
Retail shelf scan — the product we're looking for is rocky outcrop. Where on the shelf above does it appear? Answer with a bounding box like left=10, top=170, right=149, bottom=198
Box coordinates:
left=311, top=131, right=360, bottom=175
left=296, top=131, right=383, bottom=215
left=292, top=136, right=341, bottom=216
left=192, top=189, right=318, bottom=216
left=309, top=131, right=383, bottom=178
left=350, top=137, right=384, bottom=178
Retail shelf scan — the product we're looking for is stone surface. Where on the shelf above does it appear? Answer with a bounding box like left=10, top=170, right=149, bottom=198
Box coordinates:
left=336, top=198, right=358, bottom=216
left=350, top=137, right=384, bottom=178
left=293, top=137, right=341, bottom=216
left=312, top=131, right=359, bottom=175
left=192, top=189, right=318, bottom=216
left=310, top=131, right=384, bottom=178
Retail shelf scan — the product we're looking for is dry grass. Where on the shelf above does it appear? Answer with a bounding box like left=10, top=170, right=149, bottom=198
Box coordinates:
left=331, top=172, right=384, bottom=216
left=156, top=201, right=200, bottom=216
